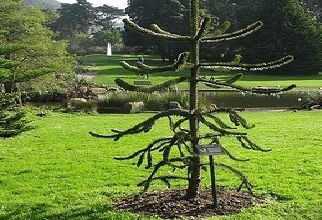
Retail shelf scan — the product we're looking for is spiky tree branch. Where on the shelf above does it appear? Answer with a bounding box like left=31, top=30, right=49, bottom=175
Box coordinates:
left=150, top=24, right=185, bottom=38
left=90, top=109, right=191, bottom=140
left=205, top=21, right=231, bottom=38
left=115, top=77, right=189, bottom=92
left=120, top=52, right=191, bottom=75
left=201, top=21, right=263, bottom=43
left=199, top=78, right=296, bottom=94
left=123, top=18, right=191, bottom=41
left=199, top=55, right=294, bottom=71
left=138, top=157, right=191, bottom=192
left=194, top=17, right=211, bottom=40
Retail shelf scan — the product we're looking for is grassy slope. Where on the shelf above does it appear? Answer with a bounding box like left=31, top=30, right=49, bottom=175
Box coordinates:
left=0, top=110, right=321, bottom=219
left=81, top=55, right=322, bottom=89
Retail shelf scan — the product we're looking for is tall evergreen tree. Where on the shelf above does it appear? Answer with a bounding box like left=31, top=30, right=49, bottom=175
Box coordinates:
left=94, top=5, right=125, bottom=30
left=0, top=0, right=74, bottom=94
left=0, top=31, right=31, bottom=138
left=51, top=1, right=124, bottom=40
left=51, top=0, right=94, bottom=39
left=91, top=0, right=295, bottom=201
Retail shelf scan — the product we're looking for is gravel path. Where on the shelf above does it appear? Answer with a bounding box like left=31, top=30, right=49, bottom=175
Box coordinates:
left=77, top=70, right=97, bottom=81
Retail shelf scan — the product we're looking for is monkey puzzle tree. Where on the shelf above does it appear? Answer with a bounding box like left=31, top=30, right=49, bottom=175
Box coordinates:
left=91, top=0, right=295, bottom=201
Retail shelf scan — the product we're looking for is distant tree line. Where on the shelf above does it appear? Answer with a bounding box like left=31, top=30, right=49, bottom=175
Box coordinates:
left=125, top=0, right=322, bottom=74
left=50, top=0, right=124, bottom=55
left=24, top=0, right=61, bottom=10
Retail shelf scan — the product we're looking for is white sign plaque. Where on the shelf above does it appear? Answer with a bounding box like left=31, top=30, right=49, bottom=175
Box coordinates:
left=196, top=144, right=224, bottom=156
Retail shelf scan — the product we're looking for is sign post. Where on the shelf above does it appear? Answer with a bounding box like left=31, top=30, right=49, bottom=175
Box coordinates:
left=209, top=155, right=217, bottom=208
left=196, top=143, right=224, bottom=208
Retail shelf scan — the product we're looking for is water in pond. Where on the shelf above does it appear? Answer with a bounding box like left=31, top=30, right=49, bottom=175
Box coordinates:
left=199, top=89, right=321, bottom=108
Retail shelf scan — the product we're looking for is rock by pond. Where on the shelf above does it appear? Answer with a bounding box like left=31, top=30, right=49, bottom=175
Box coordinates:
left=123, top=102, right=145, bottom=113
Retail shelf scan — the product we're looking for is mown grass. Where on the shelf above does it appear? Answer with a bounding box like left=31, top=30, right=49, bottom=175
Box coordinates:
left=80, top=54, right=322, bottom=89
left=0, top=110, right=321, bottom=219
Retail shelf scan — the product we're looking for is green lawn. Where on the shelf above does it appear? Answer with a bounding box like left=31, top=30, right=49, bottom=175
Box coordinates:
left=0, top=110, right=321, bottom=219
left=81, top=55, right=322, bottom=89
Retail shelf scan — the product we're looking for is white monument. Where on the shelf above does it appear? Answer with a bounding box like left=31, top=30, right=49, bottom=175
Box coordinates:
left=107, top=42, right=112, bottom=56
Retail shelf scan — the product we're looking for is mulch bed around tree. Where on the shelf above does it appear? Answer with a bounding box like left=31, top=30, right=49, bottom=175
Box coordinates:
left=116, top=189, right=265, bottom=219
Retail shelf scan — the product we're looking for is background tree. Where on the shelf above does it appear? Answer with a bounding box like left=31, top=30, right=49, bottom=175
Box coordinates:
left=50, top=0, right=125, bottom=55
left=93, top=28, right=122, bottom=55
left=51, top=0, right=94, bottom=39
left=94, top=5, right=125, bottom=30
left=91, top=0, right=295, bottom=201
left=126, top=0, right=321, bottom=74
left=67, top=33, right=94, bottom=56
left=0, top=93, right=31, bottom=138
left=204, top=0, right=322, bottom=74
left=0, top=0, right=74, bottom=95
left=301, top=0, right=321, bottom=22
left=125, top=0, right=190, bottom=61
left=0, top=31, right=31, bottom=138
left=239, top=0, right=322, bottom=74
left=24, top=0, right=61, bottom=10
left=51, top=1, right=125, bottom=40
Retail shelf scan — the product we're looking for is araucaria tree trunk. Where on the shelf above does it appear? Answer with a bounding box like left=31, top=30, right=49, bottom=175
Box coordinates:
left=186, top=0, right=201, bottom=198
left=91, top=0, right=295, bottom=200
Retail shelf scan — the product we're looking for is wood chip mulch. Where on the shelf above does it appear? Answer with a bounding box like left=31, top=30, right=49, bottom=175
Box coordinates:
left=116, top=189, right=265, bottom=219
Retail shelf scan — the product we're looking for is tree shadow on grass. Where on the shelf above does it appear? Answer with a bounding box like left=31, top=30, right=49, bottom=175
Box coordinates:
left=0, top=203, right=134, bottom=220
left=0, top=203, right=50, bottom=220
left=0, top=191, right=293, bottom=220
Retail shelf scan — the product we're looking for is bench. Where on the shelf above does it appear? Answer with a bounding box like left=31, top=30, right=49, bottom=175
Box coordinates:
left=133, top=80, right=152, bottom=87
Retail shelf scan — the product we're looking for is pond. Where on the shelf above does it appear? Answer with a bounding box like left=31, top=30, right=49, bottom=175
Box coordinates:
left=26, top=89, right=321, bottom=111
left=198, top=89, right=321, bottom=108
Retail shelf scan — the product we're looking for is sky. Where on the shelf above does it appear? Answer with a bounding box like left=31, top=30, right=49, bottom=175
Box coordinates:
left=58, top=0, right=128, bottom=9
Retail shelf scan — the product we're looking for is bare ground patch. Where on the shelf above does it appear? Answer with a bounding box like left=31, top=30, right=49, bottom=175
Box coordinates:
left=116, top=189, right=265, bottom=219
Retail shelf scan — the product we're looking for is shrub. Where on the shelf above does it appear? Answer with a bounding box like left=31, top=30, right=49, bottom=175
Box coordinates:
left=69, top=99, right=97, bottom=113
left=97, top=91, right=190, bottom=111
